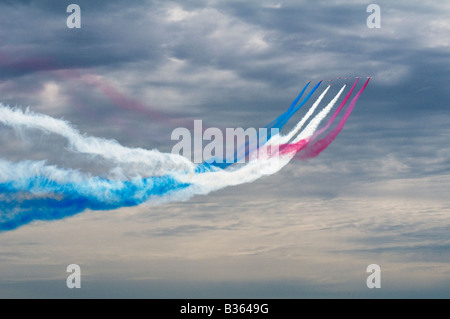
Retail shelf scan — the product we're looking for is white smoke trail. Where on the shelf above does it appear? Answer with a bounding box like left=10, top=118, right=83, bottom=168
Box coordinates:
left=270, top=85, right=331, bottom=146
left=0, top=84, right=340, bottom=206
left=0, top=85, right=346, bottom=204
left=247, top=85, right=345, bottom=164
left=0, top=82, right=366, bottom=232
left=176, top=86, right=347, bottom=195
left=292, top=84, right=346, bottom=143
left=0, top=159, right=147, bottom=202
left=0, top=104, right=195, bottom=176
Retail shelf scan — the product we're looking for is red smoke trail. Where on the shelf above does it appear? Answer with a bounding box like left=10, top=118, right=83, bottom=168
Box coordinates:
left=0, top=52, right=191, bottom=126
left=54, top=70, right=212, bottom=131
left=80, top=74, right=165, bottom=120
left=296, top=77, right=371, bottom=160
left=309, top=78, right=359, bottom=140
left=278, top=138, right=308, bottom=155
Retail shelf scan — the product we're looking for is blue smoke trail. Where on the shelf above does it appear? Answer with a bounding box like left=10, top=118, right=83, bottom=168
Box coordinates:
left=274, top=80, right=323, bottom=133
left=0, top=81, right=331, bottom=232
left=265, top=81, right=311, bottom=129
left=208, top=81, right=322, bottom=168
left=0, top=161, right=190, bottom=231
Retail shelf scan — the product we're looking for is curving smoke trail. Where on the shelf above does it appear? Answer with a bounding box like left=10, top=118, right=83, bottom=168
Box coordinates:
left=274, top=84, right=346, bottom=155
left=212, top=81, right=322, bottom=168
left=0, top=79, right=369, bottom=232
left=274, top=81, right=323, bottom=133
left=264, top=81, right=312, bottom=129
left=297, top=77, right=370, bottom=159
left=0, top=105, right=196, bottom=176
left=0, top=160, right=190, bottom=231
left=272, top=85, right=332, bottom=145
left=307, top=77, right=359, bottom=142
left=272, top=78, right=370, bottom=162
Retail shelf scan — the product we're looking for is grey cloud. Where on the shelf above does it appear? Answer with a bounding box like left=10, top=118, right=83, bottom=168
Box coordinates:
left=0, top=0, right=449, bottom=298
left=126, top=223, right=238, bottom=237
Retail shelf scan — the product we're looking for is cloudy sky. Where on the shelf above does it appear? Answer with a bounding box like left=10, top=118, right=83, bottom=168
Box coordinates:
left=0, top=0, right=449, bottom=298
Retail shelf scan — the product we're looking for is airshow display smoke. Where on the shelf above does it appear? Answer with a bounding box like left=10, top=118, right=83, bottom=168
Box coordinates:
left=0, top=78, right=370, bottom=231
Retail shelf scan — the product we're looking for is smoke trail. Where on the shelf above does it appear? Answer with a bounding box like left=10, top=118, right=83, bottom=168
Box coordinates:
left=213, top=81, right=322, bottom=168
left=274, top=81, right=323, bottom=132
left=278, top=78, right=360, bottom=162
left=292, top=84, right=347, bottom=143
left=0, top=79, right=369, bottom=232
left=1, top=151, right=294, bottom=231
left=265, top=81, right=311, bottom=128
left=0, top=52, right=194, bottom=131
left=0, top=90, right=331, bottom=231
left=0, top=159, right=191, bottom=231
left=307, top=78, right=359, bottom=142
left=210, top=81, right=311, bottom=167
left=297, top=78, right=371, bottom=160
left=272, top=85, right=331, bottom=145
left=0, top=104, right=195, bottom=176
left=189, top=85, right=350, bottom=195
left=222, top=86, right=348, bottom=188
left=79, top=73, right=201, bottom=130
left=271, top=84, right=346, bottom=157
left=0, top=81, right=316, bottom=174
left=246, top=85, right=331, bottom=161
left=81, top=74, right=166, bottom=122
left=256, top=81, right=323, bottom=148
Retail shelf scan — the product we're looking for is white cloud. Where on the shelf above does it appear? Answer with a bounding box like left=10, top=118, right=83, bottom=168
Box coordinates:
left=165, top=5, right=196, bottom=22
left=262, top=3, right=282, bottom=9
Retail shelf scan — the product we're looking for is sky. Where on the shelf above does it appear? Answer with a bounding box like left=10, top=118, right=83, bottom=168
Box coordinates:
left=0, top=0, right=449, bottom=298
